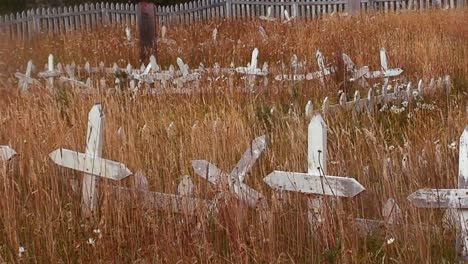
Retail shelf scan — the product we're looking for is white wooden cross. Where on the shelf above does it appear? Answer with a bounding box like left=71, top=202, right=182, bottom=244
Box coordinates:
left=263, top=114, right=365, bottom=227
left=132, top=56, right=172, bottom=84
left=38, top=54, right=61, bottom=89
left=365, top=48, right=403, bottom=82
left=15, top=60, right=40, bottom=91
left=342, top=53, right=369, bottom=84
left=283, top=9, right=296, bottom=23
left=275, top=54, right=307, bottom=81
left=408, top=126, right=468, bottom=260
left=192, top=135, right=268, bottom=209
left=49, top=104, right=132, bottom=216
left=110, top=171, right=215, bottom=215
left=0, top=146, right=17, bottom=161
left=306, top=50, right=336, bottom=84
left=259, top=6, right=276, bottom=21
left=235, top=48, right=268, bottom=76
left=172, top=57, right=200, bottom=87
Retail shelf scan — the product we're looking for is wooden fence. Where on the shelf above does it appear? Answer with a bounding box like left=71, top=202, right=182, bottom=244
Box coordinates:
left=0, top=0, right=465, bottom=39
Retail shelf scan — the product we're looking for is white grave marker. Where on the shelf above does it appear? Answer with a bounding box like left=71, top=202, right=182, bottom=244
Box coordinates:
left=264, top=114, right=365, bottom=226
left=49, top=104, right=132, bottom=216
left=259, top=6, right=276, bottom=21
left=192, top=135, right=268, bottom=209
left=408, top=126, right=468, bottom=260
left=15, top=60, right=40, bottom=91
left=365, top=48, right=403, bottom=81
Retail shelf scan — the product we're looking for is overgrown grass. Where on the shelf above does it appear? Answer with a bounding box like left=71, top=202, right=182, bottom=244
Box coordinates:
left=0, top=9, right=467, bottom=263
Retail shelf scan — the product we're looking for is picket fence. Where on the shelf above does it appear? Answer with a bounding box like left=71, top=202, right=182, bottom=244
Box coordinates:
left=0, top=0, right=465, bottom=39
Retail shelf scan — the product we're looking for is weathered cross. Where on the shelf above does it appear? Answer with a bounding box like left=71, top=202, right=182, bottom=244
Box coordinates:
left=365, top=48, right=403, bottom=83
left=408, top=126, right=468, bottom=260
left=192, top=135, right=268, bottom=209
left=259, top=6, right=276, bottom=21
left=306, top=50, right=335, bottom=84
left=173, top=57, right=200, bottom=88
left=15, top=60, right=40, bottom=91
left=38, top=54, right=61, bottom=89
left=235, top=48, right=268, bottom=77
left=49, top=104, right=132, bottom=216
left=263, top=114, right=365, bottom=226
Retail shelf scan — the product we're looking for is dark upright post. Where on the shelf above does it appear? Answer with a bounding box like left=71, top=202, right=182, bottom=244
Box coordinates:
left=137, top=2, right=157, bottom=63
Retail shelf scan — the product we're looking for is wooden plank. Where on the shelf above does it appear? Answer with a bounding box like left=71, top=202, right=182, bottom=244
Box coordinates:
left=230, top=135, right=267, bottom=183
left=458, top=127, right=468, bottom=259
left=0, top=146, right=17, bottom=161
left=264, top=171, right=365, bottom=197
left=49, top=148, right=132, bottom=181
left=192, top=160, right=265, bottom=208
left=308, top=114, right=327, bottom=176
left=81, top=104, right=103, bottom=215
left=408, top=189, right=468, bottom=208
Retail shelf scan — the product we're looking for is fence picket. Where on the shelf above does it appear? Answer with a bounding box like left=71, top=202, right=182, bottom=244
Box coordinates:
left=0, top=0, right=462, bottom=38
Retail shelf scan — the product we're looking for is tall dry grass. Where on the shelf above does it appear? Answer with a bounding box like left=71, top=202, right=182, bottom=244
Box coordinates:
left=0, top=9, right=467, bottom=263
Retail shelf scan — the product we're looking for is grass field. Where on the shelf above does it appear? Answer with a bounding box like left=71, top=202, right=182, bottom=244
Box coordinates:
left=0, top=9, right=467, bottom=263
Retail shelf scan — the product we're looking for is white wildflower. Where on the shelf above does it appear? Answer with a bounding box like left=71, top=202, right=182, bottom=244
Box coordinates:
left=87, top=238, right=95, bottom=245
left=379, top=104, right=388, bottom=112
left=401, top=101, right=408, bottom=107
left=390, top=105, right=405, bottom=114
left=387, top=237, right=395, bottom=245
left=389, top=145, right=395, bottom=151
left=448, top=141, right=457, bottom=150
left=18, top=246, right=26, bottom=257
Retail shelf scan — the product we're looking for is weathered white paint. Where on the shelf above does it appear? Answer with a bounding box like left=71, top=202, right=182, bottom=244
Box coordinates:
left=192, top=135, right=267, bottom=208
left=16, top=63, right=40, bottom=92
left=82, top=104, right=104, bottom=215
left=230, top=135, right=267, bottom=183
left=458, top=127, right=468, bottom=259
left=0, top=145, right=17, bottom=161
left=308, top=114, right=327, bottom=176
left=264, top=171, right=365, bottom=197
left=49, top=148, right=132, bottom=180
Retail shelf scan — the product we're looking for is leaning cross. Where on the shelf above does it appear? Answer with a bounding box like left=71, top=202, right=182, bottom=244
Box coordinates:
left=408, top=126, right=468, bottom=260
left=15, top=60, right=40, bottom=91
left=49, top=104, right=132, bottom=216
left=192, top=135, right=268, bottom=209
left=306, top=50, right=335, bottom=84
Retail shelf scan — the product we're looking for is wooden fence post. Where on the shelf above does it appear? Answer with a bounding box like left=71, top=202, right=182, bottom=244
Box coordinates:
left=137, top=2, right=157, bottom=63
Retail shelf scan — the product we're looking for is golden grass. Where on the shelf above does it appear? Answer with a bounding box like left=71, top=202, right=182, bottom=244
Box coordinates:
left=0, top=9, right=467, bottom=263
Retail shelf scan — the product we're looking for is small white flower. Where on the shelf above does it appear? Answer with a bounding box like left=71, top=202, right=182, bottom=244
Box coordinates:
left=87, top=238, right=95, bottom=245
left=448, top=141, right=457, bottom=150
left=93, top=228, right=101, bottom=234
left=387, top=237, right=395, bottom=245
left=389, top=145, right=395, bottom=151
left=401, top=101, right=408, bottom=107
left=18, top=246, right=26, bottom=257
